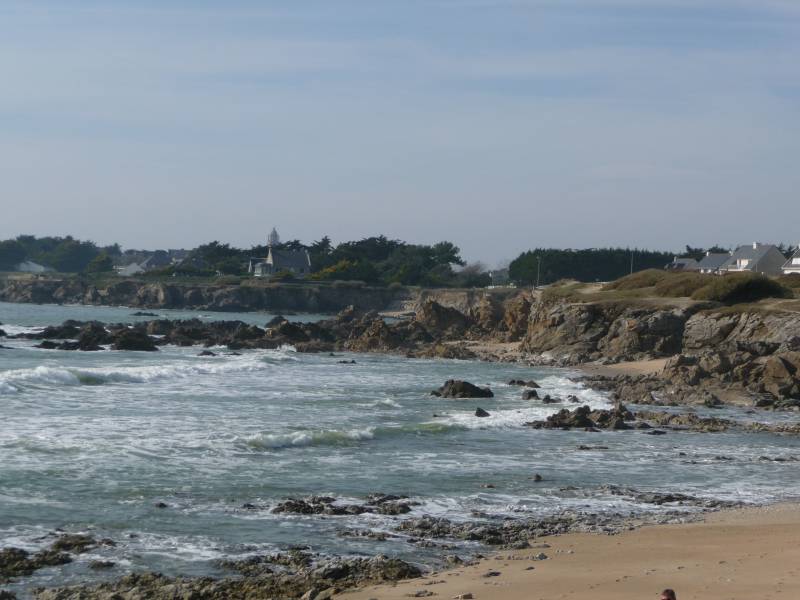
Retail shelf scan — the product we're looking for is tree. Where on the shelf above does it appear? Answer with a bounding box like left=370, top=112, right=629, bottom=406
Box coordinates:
left=0, top=239, right=27, bottom=270
left=48, top=238, right=100, bottom=272
left=84, top=253, right=114, bottom=273
left=431, top=241, right=465, bottom=266
left=509, top=247, right=675, bottom=285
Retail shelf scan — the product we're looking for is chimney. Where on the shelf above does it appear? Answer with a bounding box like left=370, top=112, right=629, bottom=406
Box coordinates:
left=753, top=242, right=758, bottom=250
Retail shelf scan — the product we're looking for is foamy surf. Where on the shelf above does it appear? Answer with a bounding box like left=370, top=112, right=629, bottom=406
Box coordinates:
left=0, top=350, right=295, bottom=394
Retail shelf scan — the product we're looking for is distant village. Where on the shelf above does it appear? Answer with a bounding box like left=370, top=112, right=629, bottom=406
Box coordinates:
left=666, top=242, right=800, bottom=277
left=4, top=229, right=800, bottom=286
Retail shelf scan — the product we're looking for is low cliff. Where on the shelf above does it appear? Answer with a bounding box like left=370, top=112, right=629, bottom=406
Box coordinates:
left=518, top=294, right=800, bottom=407
left=0, top=276, right=526, bottom=318
left=521, top=299, right=701, bottom=364
left=0, top=277, right=403, bottom=313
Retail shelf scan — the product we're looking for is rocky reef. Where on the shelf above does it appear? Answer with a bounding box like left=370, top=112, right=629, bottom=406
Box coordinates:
left=4, top=287, right=800, bottom=408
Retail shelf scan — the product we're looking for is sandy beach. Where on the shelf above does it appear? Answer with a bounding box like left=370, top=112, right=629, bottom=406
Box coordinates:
left=342, top=503, right=800, bottom=600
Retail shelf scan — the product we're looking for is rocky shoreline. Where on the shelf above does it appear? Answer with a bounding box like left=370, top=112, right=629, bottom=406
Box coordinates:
left=2, top=291, right=800, bottom=599
left=4, top=289, right=800, bottom=411
left=2, top=488, right=753, bottom=600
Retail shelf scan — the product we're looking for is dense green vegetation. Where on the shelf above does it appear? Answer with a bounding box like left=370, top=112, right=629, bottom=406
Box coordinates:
left=84, top=253, right=115, bottom=274
left=0, top=235, right=120, bottom=273
left=3, top=234, right=795, bottom=293
left=509, top=248, right=674, bottom=285
left=144, top=235, right=482, bottom=287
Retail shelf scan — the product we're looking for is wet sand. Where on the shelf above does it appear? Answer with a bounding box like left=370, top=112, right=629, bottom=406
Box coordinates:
left=342, top=503, right=800, bottom=600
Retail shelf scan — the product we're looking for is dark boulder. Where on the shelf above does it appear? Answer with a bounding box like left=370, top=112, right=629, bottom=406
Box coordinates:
left=522, top=390, right=539, bottom=400
left=75, top=322, right=112, bottom=350
left=265, top=315, right=289, bottom=328
left=50, top=534, right=96, bottom=554
left=527, top=405, right=596, bottom=429
left=112, top=329, right=159, bottom=352
left=475, top=407, right=491, bottom=417
left=34, top=341, right=59, bottom=350
left=431, top=380, right=494, bottom=399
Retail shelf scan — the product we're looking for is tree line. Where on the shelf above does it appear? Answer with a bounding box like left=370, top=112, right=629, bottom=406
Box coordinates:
left=2, top=235, right=796, bottom=287
left=162, top=235, right=489, bottom=287
left=0, top=235, right=120, bottom=273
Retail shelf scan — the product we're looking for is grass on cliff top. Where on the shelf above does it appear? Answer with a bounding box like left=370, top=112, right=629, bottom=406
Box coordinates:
left=554, top=270, right=796, bottom=307
left=603, top=269, right=711, bottom=297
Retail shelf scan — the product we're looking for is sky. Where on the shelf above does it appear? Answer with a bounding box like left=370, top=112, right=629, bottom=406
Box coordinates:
left=1, top=1, right=799, bottom=265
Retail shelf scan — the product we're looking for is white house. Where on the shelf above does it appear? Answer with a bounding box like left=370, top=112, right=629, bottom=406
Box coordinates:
left=782, top=245, right=800, bottom=276
left=13, top=260, right=54, bottom=274
left=720, top=243, right=786, bottom=276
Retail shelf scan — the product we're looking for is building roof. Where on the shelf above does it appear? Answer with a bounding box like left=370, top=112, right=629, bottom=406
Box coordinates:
left=268, top=248, right=311, bottom=271
left=697, top=253, right=731, bottom=271
left=782, top=247, right=800, bottom=270
left=721, top=244, right=780, bottom=270
left=665, top=257, right=699, bottom=270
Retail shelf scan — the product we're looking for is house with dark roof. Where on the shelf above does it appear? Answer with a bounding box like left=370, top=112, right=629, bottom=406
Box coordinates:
left=696, top=252, right=732, bottom=274
left=782, top=245, right=800, bottom=276
left=664, top=257, right=699, bottom=272
left=248, top=229, right=312, bottom=278
left=720, top=243, right=786, bottom=276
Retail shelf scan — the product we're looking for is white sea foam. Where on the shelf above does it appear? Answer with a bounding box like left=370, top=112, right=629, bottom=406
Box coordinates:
left=0, top=350, right=294, bottom=394
left=0, top=324, right=43, bottom=336
left=362, top=398, right=402, bottom=409
left=241, top=427, right=376, bottom=450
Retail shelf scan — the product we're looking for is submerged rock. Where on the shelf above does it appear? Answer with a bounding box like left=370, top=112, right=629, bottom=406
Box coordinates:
left=0, top=547, right=71, bottom=583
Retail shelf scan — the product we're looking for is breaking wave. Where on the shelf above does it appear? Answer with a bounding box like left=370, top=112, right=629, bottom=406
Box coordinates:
left=239, top=421, right=466, bottom=451
left=0, top=350, right=294, bottom=394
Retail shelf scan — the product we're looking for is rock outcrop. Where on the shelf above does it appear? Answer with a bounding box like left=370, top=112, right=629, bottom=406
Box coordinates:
left=521, top=301, right=695, bottom=365
left=431, top=380, right=494, bottom=399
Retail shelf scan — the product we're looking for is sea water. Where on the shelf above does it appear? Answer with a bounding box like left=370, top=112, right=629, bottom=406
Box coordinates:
left=1, top=301, right=799, bottom=595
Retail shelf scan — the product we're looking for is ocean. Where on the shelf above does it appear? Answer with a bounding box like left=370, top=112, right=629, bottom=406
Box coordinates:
left=1, top=301, right=799, bottom=596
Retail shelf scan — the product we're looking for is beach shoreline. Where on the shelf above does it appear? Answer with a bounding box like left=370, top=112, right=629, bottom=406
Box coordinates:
left=342, top=502, right=800, bottom=600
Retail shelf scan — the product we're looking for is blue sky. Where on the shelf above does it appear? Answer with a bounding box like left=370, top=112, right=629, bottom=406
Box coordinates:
left=1, top=0, right=799, bottom=263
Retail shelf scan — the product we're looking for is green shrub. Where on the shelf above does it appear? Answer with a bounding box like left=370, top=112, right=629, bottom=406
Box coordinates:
left=603, top=269, right=669, bottom=291
left=652, top=272, right=712, bottom=297
left=691, top=274, right=793, bottom=304
left=777, top=274, right=800, bottom=289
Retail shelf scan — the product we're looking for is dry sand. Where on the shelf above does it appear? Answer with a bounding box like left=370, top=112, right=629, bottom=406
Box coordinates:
left=341, top=503, right=800, bottom=600
left=578, top=357, right=670, bottom=377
